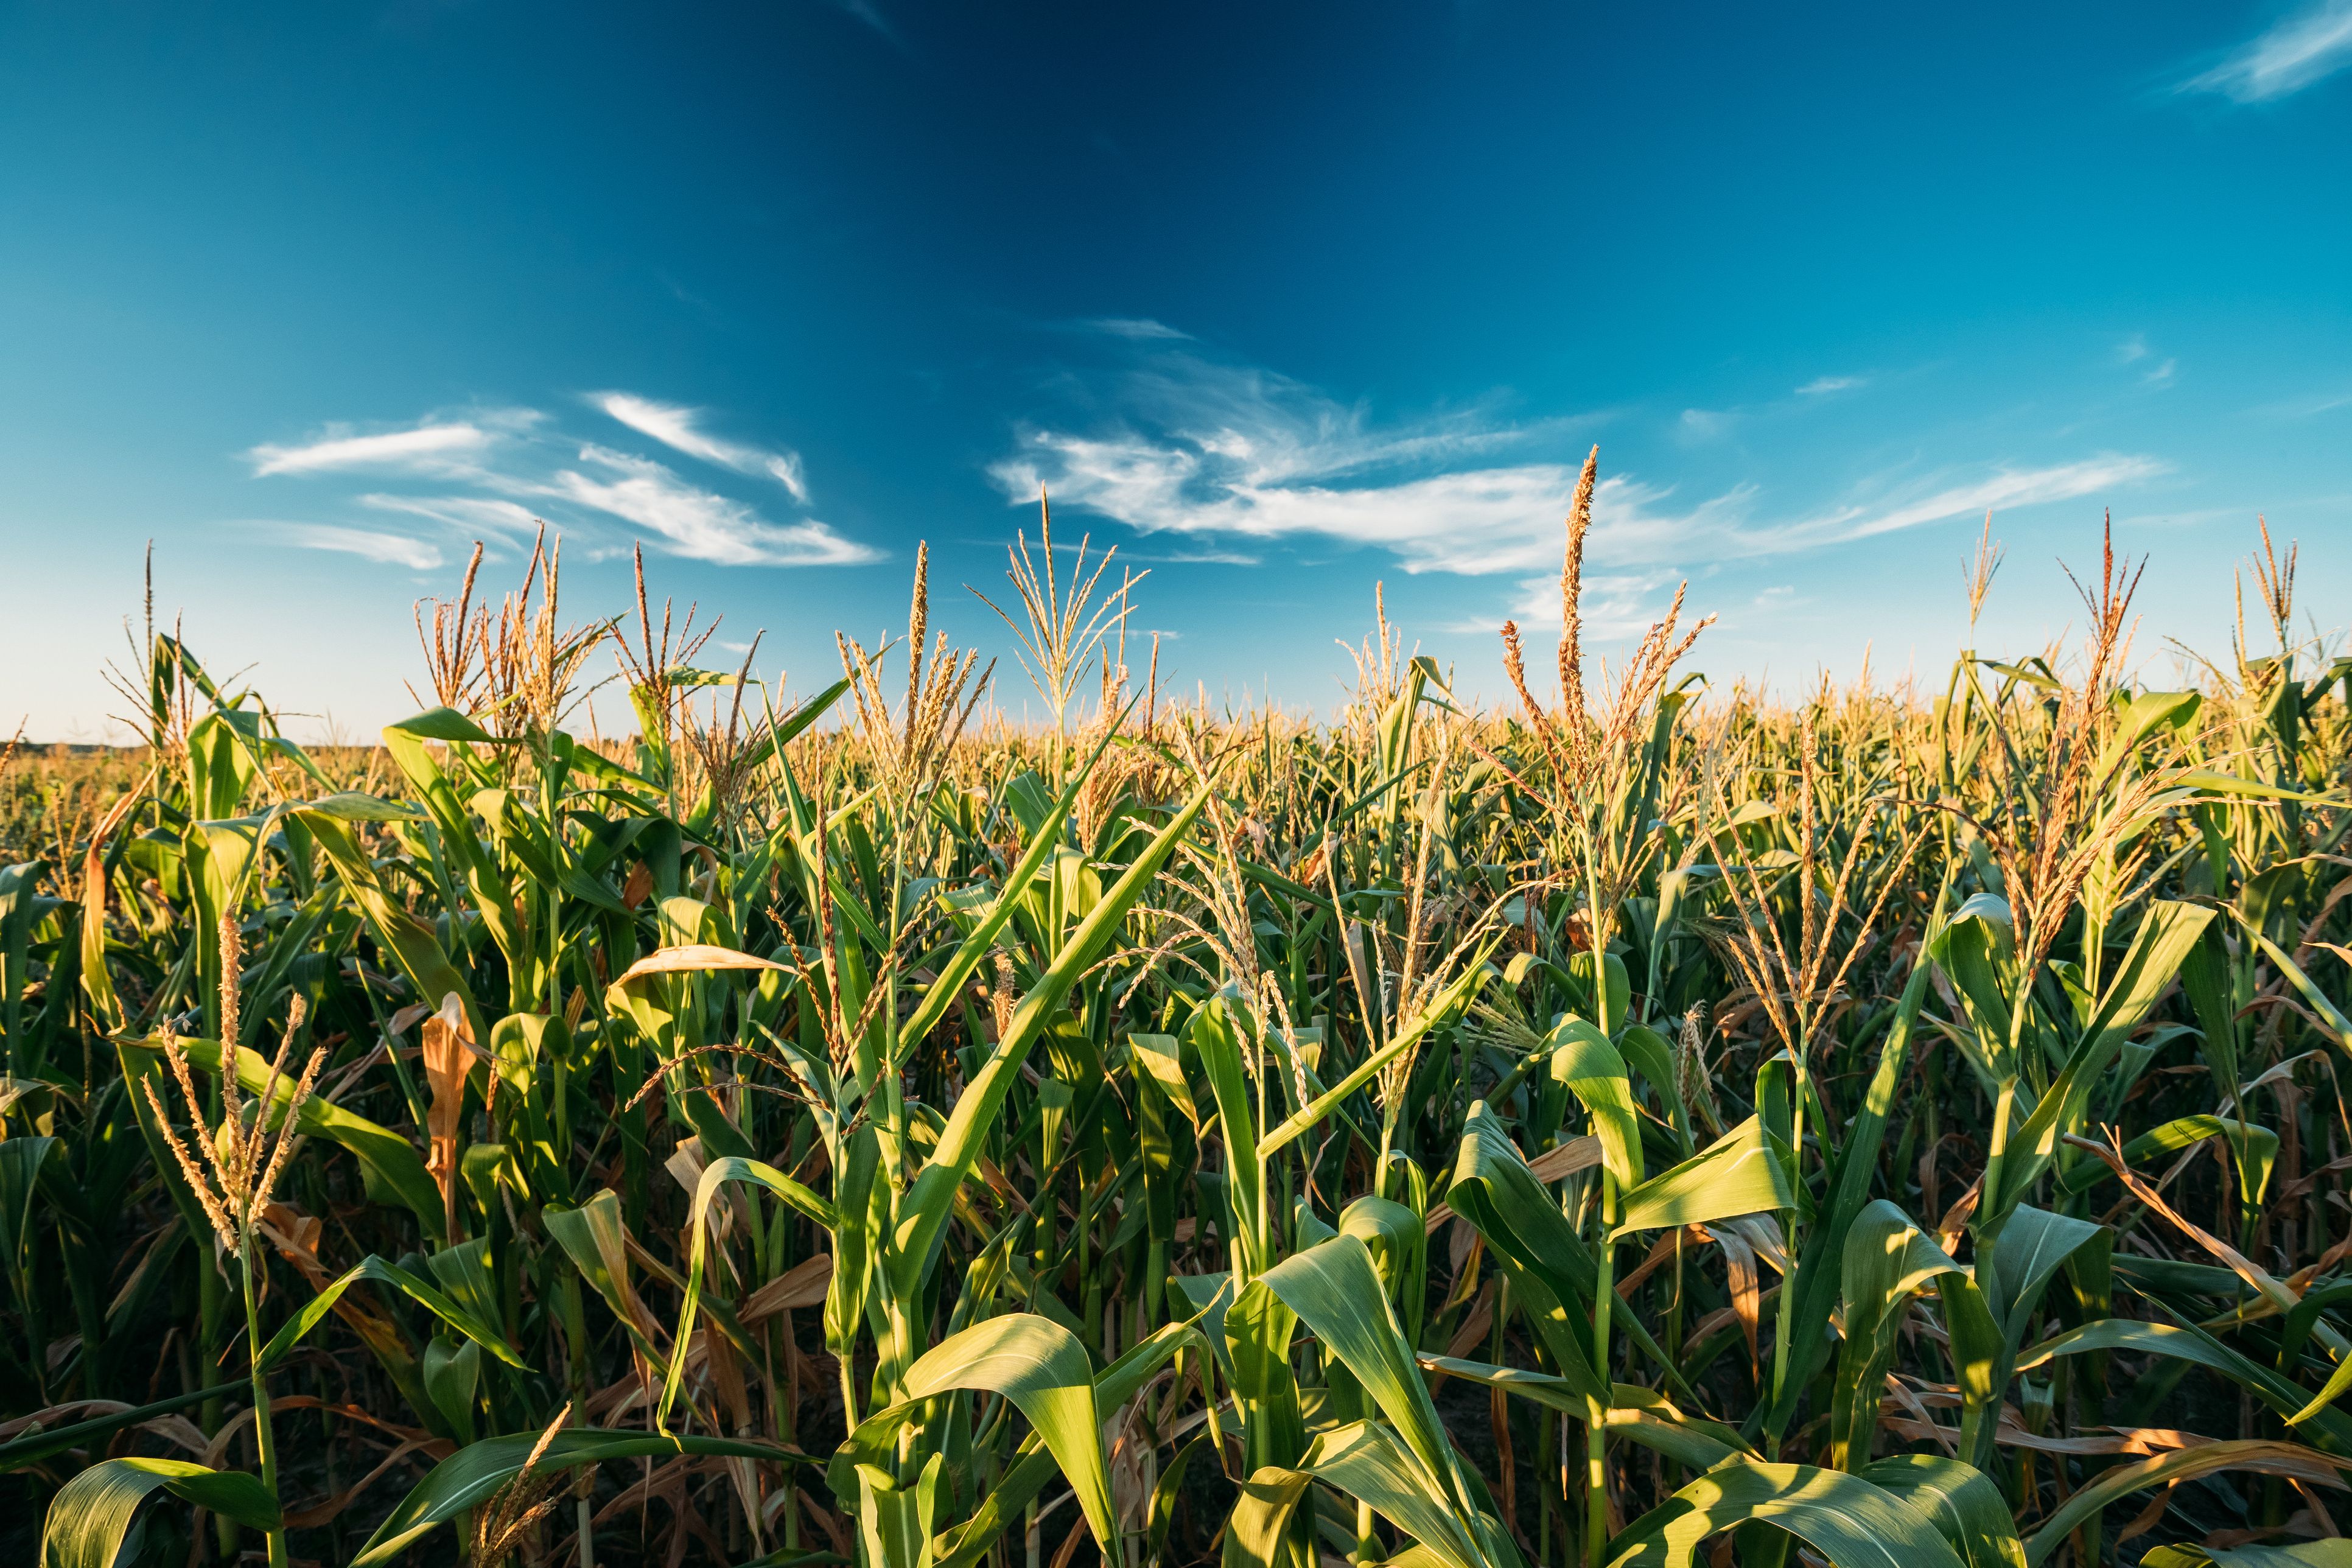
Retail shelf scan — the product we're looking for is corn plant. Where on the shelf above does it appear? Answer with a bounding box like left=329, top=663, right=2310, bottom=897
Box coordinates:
left=5, top=485, right=2352, bottom=1568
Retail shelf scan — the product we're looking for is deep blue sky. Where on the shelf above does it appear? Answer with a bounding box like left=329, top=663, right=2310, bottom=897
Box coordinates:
left=6, top=2, right=2351, bottom=738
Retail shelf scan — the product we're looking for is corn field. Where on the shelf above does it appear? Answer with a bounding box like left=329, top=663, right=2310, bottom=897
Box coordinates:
left=7, top=480, right=2352, bottom=1568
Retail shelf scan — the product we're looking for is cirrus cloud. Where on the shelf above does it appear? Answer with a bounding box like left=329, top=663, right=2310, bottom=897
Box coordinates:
left=2183, top=0, right=2352, bottom=102
left=243, top=396, right=877, bottom=571
left=268, top=522, right=446, bottom=570
left=540, top=446, right=869, bottom=567
left=249, top=422, right=495, bottom=477
left=593, top=393, right=810, bottom=503
left=991, top=349, right=2165, bottom=591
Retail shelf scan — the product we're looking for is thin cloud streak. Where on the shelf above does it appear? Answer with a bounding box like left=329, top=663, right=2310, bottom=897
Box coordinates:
left=538, top=446, right=875, bottom=567
left=360, top=493, right=545, bottom=538
left=272, top=523, right=445, bottom=570
left=1743, top=455, right=2169, bottom=553
left=1083, top=317, right=1192, bottom=340
left=250, top=422, right=492, bottom=476
left=2184, top=0, right=2352, bottom=101
left=594, top=392, right=810, bottom=502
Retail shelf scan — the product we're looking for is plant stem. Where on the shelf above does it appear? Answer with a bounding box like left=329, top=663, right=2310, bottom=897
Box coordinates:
left=241, top=1235, right=288, bottom=1568
left=1584, top=1168, right=1617, bottom=1568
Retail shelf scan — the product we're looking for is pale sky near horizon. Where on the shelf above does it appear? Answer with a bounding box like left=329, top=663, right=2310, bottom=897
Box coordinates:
left=4, top=2, right=2350, bottom=741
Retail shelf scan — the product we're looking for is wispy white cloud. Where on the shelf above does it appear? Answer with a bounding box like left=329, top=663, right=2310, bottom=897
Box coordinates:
left=541, top=446, right=875, bottom=567
left=271, top=523, right=445, bottom=570
left=1082, top=317, right=1192, bottom=341
left=2184, top=0, right=2352, bottom=101
left=248, top=396, right=873, bottom=570
left=2116, top=335, right=2178, bottom=388
left=1728, top=456, right=2167, bottom=553
left=249, top=422, right=494, bottom=477
left=993, top=352, right=1583, bottom=575
left=994, top=349, right=2163, bottom=585
left=1796, top=375, right=1864, bottom=396
left=360, top=493, right=545, bottom=537
left=2255, top=387, right=2352, bottom=418
left=593, top=392, right=810, bottom=502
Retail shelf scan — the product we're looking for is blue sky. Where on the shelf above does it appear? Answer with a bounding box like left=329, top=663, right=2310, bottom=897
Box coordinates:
left=5, top=2, right=2351, bottom=740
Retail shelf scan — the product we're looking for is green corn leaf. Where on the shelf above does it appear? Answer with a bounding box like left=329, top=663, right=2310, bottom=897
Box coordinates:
left=1258, top=955, right=1492, bottom=1160
left=421, top=1334, right=480, bottom=1442
left=1769, top=942, right=1939, bottom=1436
left=298, top=789, right=425, bottom=822
left=2231, top=916, right=2352, bottom=1057
left=352, top=1428, right=800, bottom=1566
left=1225, top=1276, right=1308, bottom=1476
left=1445, top=1102, right=1686, bottom=1399
left=1287, top=1421, right=1498, bottom=1568
left=1858, top=1454, right=2026, bottom=1568
left=0, top=1135, right=60, bottom=1278
left=1998, top=900, right=2214, bottom=1213
left=1442, top=1110, right=1606, bottom=1400
left=545, top=1190, right=664, bottom=1361
left=1984, top=1205, right=2104, bottom=1338
left=1548, top=1017, right=1643, bottom=1189
left=2058, top=1115, right=2277, bottom=1205
left=856, top=1453, right=943, bottom=1568
left=2020, top=1309, right=2352, bottom=1447
left=296, top=808, right=486, bottom=1050
left=1223, top=1465, right=1311, bottom=1568
left=836, top=1313, right=1119, bottom=1551
left=1613, top=1116, right=1793, bottom=1239
left=660, top=1155, right=838, bottom=1421
left=1926, top=896, right=2018, bottom=1088
left=1418, top=1357, right=1749, bottom=1470
left=256, top=1255, right=522, bottom=1371
left=2141, top=1544, right=2352, bottom=1567
left=1194, top=998, right=1269, bottom=1273
left=1603, top=1459, right=1971, bottom=1568
left=1129, top=1031, right=1199, bottom=1129
left=2012, top=1317, right=2246, bottom=1379
left=1220, top=1421, right=1505, bottom=1568
left=929, top=1317, right=1204, bottom=1568
left=1614, top=1023, right=1689, bottom=1153
left=2172, top=769, right=2322, bottom=803
left=1830, top=1202, right=1960, bottom=1470
left=42, top=1458, right=280, bottom=1568
left=1339, top=1192, right=1426, bottom=1306
left=2096, top=690, right=2203, bottom=779
left=1259, top=1234, right=1496, bottom=1554
left=827, top=1127, right=882, bottom=1368
left=2022, top=1440, right=2352, bottom=1566
left=1935, top=1272, right=2004, bottom=1465
left=891, top=777, right=1214, bottom=1300
left=896, top=734, right=1119, bottom=1054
